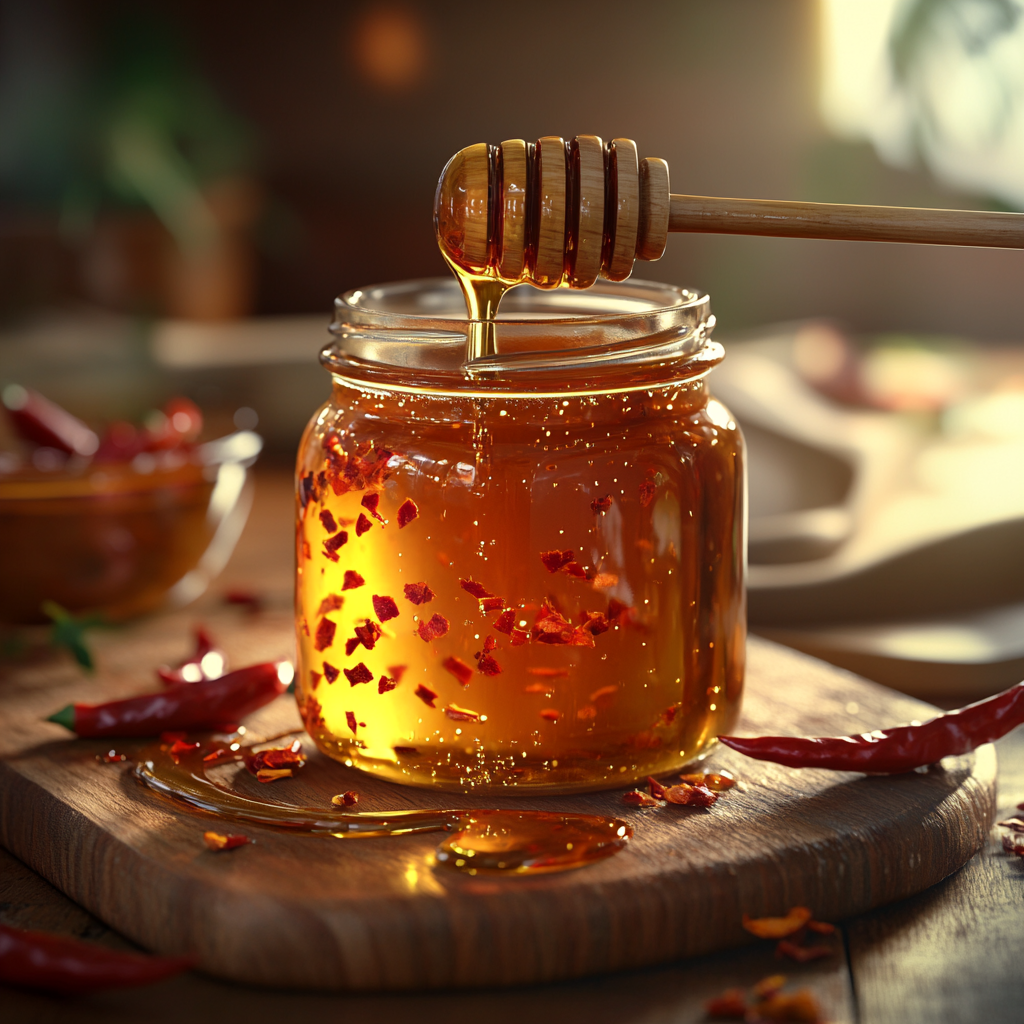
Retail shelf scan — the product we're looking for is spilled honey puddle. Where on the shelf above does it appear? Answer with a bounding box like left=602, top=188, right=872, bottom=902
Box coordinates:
left=134, top=738, right=631, bottom=875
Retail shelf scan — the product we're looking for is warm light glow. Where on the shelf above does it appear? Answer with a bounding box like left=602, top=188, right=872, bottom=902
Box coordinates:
left=350, top=4, right=429, bottom=92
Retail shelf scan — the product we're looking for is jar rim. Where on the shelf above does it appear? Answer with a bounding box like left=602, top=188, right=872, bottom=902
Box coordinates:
left=325, top=276, right=718, bottom=394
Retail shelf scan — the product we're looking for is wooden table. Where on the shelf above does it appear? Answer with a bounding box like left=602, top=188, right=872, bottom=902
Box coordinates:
left=2, top=470, right=1022, bottom=1023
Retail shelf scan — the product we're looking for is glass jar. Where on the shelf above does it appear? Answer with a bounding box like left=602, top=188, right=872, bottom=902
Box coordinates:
left=295, top=277, right=745, bottom=794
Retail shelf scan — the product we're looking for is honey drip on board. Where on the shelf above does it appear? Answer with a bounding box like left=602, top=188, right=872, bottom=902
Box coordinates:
left=134, top=739, right=631, bottom=875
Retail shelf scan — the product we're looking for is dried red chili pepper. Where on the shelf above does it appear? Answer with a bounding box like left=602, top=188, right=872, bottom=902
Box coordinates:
left=623, top=790, right=660, bottom=807
left=720, top=680, right=1024, bottom=774
left=0, top=922, right=194, bottom=994
left=540, top=549, right=574, bottom=572
left=355, top=513, right=373, bottom=536
left=156, top=626, right=226, bottom=686
left=415, top=683, right=438, bottom=708
left=591, top=495, right=613, bottom=514
left=47, top=661, right=292, bottom=737
left=317, top=593, right=344, bottom=616
left=203, top=831, right=251, bottom=851
left=342, top=570, right=365, bottom=590
left=361, top=492, right=385, bottom=522
left=1, top=384, right=99, bottom=457
left=344, top=663, right=373, bottom=686
left=417, top=613, right=450, bottom=642
left=319, top=510, right=338, bottom=533
left=323, top=663, right=340, bottom=683
left=443, top=656, right=474, bottom=685
left=460, top=578, right=494, bottom=598
left=397, top=499, right=419, bottom=527
left=404, top=581, right=435, bottom=605
left=372, top=594, right=399, bottom=622
left=314, top=617, right=337, bottom=652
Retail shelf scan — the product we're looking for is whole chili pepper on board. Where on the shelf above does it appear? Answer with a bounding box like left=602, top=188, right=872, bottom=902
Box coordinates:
left=720, top=680, right=1024, bottom=773
left=47, top=661, right=293, bottom=738
left=0, top=922, right=194, bottom=995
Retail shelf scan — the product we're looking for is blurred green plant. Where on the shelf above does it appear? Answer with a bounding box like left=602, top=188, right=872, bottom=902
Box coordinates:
left=42, top=600, right=103, bottom=672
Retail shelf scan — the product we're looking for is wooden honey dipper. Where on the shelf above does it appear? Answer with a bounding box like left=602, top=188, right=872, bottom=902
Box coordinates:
left=435, top=135, right=1024, bottom=314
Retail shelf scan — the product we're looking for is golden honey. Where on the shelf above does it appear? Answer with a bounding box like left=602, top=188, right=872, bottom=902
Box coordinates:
left=294, top=278, right=744, bottom=794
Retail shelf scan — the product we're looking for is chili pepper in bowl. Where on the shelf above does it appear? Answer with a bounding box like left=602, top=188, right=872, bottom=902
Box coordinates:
left=720, top=679, right=1024, bottom=773
left=0, top=922, right=194, bottom=995
left=46, top=661, right=293, bottom=738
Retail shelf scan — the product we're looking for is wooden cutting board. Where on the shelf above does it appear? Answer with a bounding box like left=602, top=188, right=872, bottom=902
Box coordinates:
left=0, top=610, right=995, bottom=992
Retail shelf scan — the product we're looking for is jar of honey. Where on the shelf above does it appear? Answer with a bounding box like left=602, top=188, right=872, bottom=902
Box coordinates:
left=295, top=276, right=745, bottom=794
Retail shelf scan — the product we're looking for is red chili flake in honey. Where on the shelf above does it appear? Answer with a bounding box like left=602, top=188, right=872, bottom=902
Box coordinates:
left=256, top=768, right=294, bottom=783
left=568, top=627, right=596, bottom=648
left=579, top=610, right=611, bottom=635
left=354, top=619, right=383, bottom=650
left=639, top=480, right=656, bottom=507
left=703, top=988, right=748, bottom=1019
left=403, top=582, right=435, bottom=605
left=591, top=495, right=613, bottom=514
left=509, top=629, right=529, bottom=646
left=303, top=695, right=325, bottom=729
left=354, top=513, right=372, bottom=537
left=319, top=509, right=338, bottom=533
left=393, top=746, right=419, bottom=755
left=576, top=705, right=597, bottom=720
left=493, top=609, right=516, bottom=635
left=314, top=617, right=337, bottom=652
left=589, top=685, right=618, bottom=705
left=414, top=683, right=438, bottom=708
left=345, top=637, right=361, bottom=656
left=445, top=703, right=482, bottom=721
left=607, top=598, right=635, bottom=625
left=480, top=596, right=505, bottom=612
left=378, top=675, right=397, bottom=693
left=622, top=790, right=660, bottom=807
left=591, top=573, right=618, bottom=589
left=361, top=492, right=385, bottom=522
left=323, top=531, right=349, bottom=561
left=742, top=907, right=813, bottom=939
left=371, top=594, right=399, bottom=622
left=540, top=549, right=574, bottom=572
left=387, top=664, right=407, bottom=681
left=477, top=654, right=502, bottom=676
left=528, top=666, right=570, bottom=678
left=332, top=790, right=359, bottom=807
left=660, top=704, right=679, bottom=725
left=342, top=570, right=365, bottom=590
left=647, top=776, right=669, bottom=799
left=459, top=578, right=493, bottom=599
left=663, top=782, right=718, bottom=807
left=775, top=940, right=834, bottom=963
left=397, top=499, right=419, bottom=528
left=532, top=602, right=575, bottom=644
left=482, top=635, right=498, bottom=654
left=245, top=743, right=305, bottom=774
left=323, top=663, right=340, bottom=683
left=316, top=593, right=344, bottom=616
left=442, top=656, right=474, bottom=686
left=310, top=670, right=322, bottom=690
left=539, top=709, right=562, bottom=721
left=302, top=540, right=312, bottom=561
left=563, top=561, right=589, bottom=579
left=417, top=613, right=450, bottom=642
left=344, top=662, right=373, bottom=686
left=346, top=710, right=358, bottom=733
left=204, top=831, right=251, bottom=852
left=97, top=749, right=128, bottom=764
left=524, top=682, right=550, bottom=694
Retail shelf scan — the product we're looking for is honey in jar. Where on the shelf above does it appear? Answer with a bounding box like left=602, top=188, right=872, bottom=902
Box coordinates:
left=294, top=277, right=744, bottom=794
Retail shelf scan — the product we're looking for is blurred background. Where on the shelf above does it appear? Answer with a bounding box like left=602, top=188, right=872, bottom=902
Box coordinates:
left=2, top=0, right=1024, bottom=694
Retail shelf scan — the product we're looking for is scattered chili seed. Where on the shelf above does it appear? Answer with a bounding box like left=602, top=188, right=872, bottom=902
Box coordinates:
left=346, top=711, right=357, bottom=733
left=742, top=907, right=813, bottom=939
left=539, top=709, right=561, bottom=721
left=776, top=940, right=834, bottom=963
left=344, top=663, right=373, bottom=686
left=372, top=594, right=400, bottom=622
left=314, top=617, right=337, bottom=652
left=323, top=663, right=340, bottom=683
left=417, top=613, right=450, bottom=642
left=316, top=594, right=344, bottom=616
left=460, top=578, right=493, bottom=599
left=414, top=683, right=438, bottom=708
left=204, top=831, right=251, bottom=851
left=378, top=675, right=397, bottom=693
left=404, top=582, right=435, bottom=605
left=256, top=768, right=294, bottom=783
left=591, top=495, right=613, bottom=514
left=443, top=656, right=474, bottom=686
left=540, top=549, right=574, bottom=572
left=446, top=703, right=482, bottom=721
left=397, top=499, right=419, bottom=528
left=623, top=790, right=660, bottom=807
left=361, top=492, right=385, bottom=522
left=332, top=790, right=359, bottom=807
left=639, top=480, right=656, bottom=507
left=663, top=782, right=718, bottom=807
left=342, top=570, right=365, bottom=590
left=319, top=510, right=338, bottom=533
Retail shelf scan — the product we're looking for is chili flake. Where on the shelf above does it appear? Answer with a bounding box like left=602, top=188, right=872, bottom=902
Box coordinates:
left=332, top=790, right=359, bottom=806
left=579, top=610, right=611, bottom=635
left=663, top=782, right=718, bottom=807
left=524, top=682, right=551, bottom=694
left=460, top=578, right=493, bottom=599
left=372, top=594, right=400, bottom=622
left=245, top=743, right=305, bottom=774
left=361, top=492, right=385, bottom=522
left=378, top=675, right=397, bottom=693
left=443, top=656, right=474, bottom=685
left=346, top=711, right=358, bottom=733
left=757, top=989, right=826, bottom=1019
left=404, top=582, right=435, bottom=605
left=742, top=907, right=813, bottom=939
left=323, top=663, right=340, bottom=684
left=647, top=776, right=669, bottom=799
left=563, top=561, right=589, bottom=579
left=345, top=637, right=361, bottom=656
left=354, top=620, right=383, bottom=650
left=355, top=513, right=373, bottom=537
left=316, top=593, right=344, bottom=616
left=680, top=770, right=736, bottom=792
left=323, top=532, right=349, bottom=561
left=528, top=666, right=570, bottom=678
left=607, top=598, right=635, bottom=625
left=477, top=652, right=502, bottom=676
left=577, top=705, right=597, bottom=720
left=319, top=509, right=338, bottom=533
left=591, top=495, right=613, bottom=514
left=204, top=831, right=251, bottom=852
left=414, top=683, right=438, bottom=708
left=623, top=790, right=660, bottom=807
left=510, top=628, right=529, bottom=646
left=703, top=988, right=747, bottom=1019
left=481, top=596, right=505, bottom=612
left=310, top=670, right=322, bottom=690
left=591, top=573, right=618, bottom=589
left=344, top=663, right=373, bottom=686
left=445, top=703, right=482, bottom=721
left=342, top=570, right=365, bottom=590
left=540, top=549, right=574, bottom=572
left=393, top=746, right=419, bottom=755
left=417, top=613, right=450, bottom=642
left=314, top=617, right=337, bottom=652
left=539, top=709, right=561, bottom=721
left=387, top=664, right=407, bottom=681
left=660, top=705, right=679, bottom=725
left=397, top=499, right=419, bottom=528
left=256, top=768, right=294, bottom=783
left=776, top=940, right=834, bottom=963
left=639, top=480, right=656, bottom=507
left=493, top=609, right=516, bottom=635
